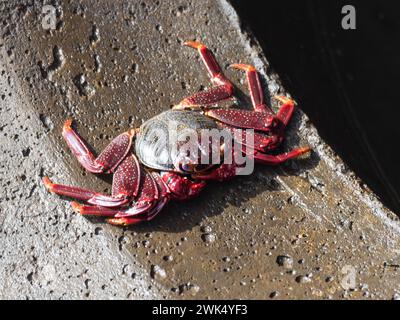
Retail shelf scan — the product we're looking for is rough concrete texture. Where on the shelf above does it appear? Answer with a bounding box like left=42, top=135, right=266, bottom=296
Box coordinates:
left=0, top=0, right=400, bottom=300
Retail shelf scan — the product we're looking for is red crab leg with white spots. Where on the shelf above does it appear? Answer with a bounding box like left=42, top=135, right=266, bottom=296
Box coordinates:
left=107, top=173, right=170, bottom=226
left=107, top=197, right=169, bottom=226
left=273, top=95, right=296, bottom=128
left=219, top=123, right=280, bottom=152
left=251, top=147, right=312, bottom=165
left=207, top=96, right=296, bottom=133
left=62, top=119, right=136, bottom=173
left=72, top=172, right=169, bottom=226
left=230, top=63, right=272, bottom=114
left=203, top=62, right=296, bottom=134
left=229, top=63, right=296, bottom=127
left=72, top=170, right=161, bottom=219
left=173, top=41, right=234, bottom=110
left=43, top=155, right=141, bottom=207
left=193, top=145, right=311, bottom=182
left=207, top=108, right=278, bottom=133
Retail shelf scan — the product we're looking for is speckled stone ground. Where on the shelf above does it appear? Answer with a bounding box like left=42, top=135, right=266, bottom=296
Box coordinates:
left=0, top=0, right=399, bottom=300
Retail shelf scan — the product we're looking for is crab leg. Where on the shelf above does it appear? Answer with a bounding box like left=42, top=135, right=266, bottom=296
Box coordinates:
left=206, top=109, right=277, bottom=133
left=72, top=170, right=159, bottom=217
left=274, top=95, right=296, bottom=128
left=194, top=142, right=311, bottom=181
left=205, top=95, right=296, bottom=135
left=184, top=41, right=229, bottom=86
left=252, top=147, right=311, bottom=165
left=43, top=176, right=134, bottom=206
left=230, top=63, right=272, bottom=114
left=174, top=41, right=234, bottom=110
left=63, top=119, right=135, bottom=173
left=219, top=123, right=280, bottom=152
left=43, top=177, right=130, bottom=207
left=107, top=197, right=169, bottom=226
left=108, top=173, right=170, bottom=226
left=114, top=170, right=159, bottom=217
left=192, top=163, right=238, bottom=182
left=43, top=155, right=141, bottom=207
left=230, top=64, right=295, bottom=125
left=88, top=155, right=141, bottom=206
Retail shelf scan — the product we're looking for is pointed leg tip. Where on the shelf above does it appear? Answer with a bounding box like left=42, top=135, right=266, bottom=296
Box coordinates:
left=63, top=119, right=74, bottom=133
left=273, top=95, right=296, bottom=106
left=127, top=128, right=137, bottom=138
left=172, top=100, right=190, bottom=110
left=299, top=146, right=312, bottom=155
left=183, top=40, right=205, bottom=49
left=229, top=63, right=256, bottom=72
left=107, top=218, right=128, bottom=226
left=70, top=201, right=82, bottom=213
left=42, top=176, right=54, bottom=192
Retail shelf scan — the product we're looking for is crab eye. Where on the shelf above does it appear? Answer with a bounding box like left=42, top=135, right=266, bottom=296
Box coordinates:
left=179, top=162, right=195, bottom=173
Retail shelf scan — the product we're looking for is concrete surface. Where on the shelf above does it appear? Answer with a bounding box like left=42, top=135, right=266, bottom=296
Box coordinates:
left=0, top=0, right=400, bottom=300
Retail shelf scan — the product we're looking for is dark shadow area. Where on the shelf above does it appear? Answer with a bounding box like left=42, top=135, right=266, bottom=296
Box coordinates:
left=126, top=158, right=317, bottom=234
left=231, top=0, right=400, bottom=214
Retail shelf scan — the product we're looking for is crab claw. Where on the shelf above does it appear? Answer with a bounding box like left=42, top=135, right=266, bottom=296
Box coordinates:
left=162, top=173, right=206, bottom=200
left=192, top=163, right=238, bottom=182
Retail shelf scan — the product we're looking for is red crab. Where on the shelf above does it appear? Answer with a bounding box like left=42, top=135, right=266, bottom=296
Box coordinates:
left=43, top=41, right=311, bottom=226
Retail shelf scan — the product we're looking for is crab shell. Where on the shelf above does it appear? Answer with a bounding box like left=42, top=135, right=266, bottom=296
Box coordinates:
left=135, top=110, right=220, bottom=173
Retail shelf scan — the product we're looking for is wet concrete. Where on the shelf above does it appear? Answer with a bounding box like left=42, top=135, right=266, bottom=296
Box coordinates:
left=0, top=0, right=399, bottom=299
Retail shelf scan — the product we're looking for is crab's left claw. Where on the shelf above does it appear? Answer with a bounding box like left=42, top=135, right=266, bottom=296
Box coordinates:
left=192, top=163, right=239, bottom=182
left=162, top=173, right=206, bottom=200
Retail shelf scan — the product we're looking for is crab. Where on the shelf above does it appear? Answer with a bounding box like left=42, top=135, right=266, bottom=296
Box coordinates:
left=43, top=41, right=311, bottom=226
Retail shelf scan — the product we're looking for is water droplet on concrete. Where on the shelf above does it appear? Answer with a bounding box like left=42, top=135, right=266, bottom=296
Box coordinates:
left=201, top=233, right=216, bottom=243
left=142, top=240, right=150, bottom=248
left=276, top=255, right=293, bottom=269
left=200, top=225, right=212, bottom=233
left=150, top=265, right=166, bottom=280
left=39, top=46, right=66, bottom=81
left=178, top=283, right=200, bottom=296
left=163, top=255, right=173, bottom=262
left=90, top=25, right=100, bottom=44
left=295, top=275, right=312, bottom=284
left=73, top=73, right=95, bottom=98
left=39, top=114, right=54, bottom=132
left=243, top=207, right=252, bottom=214
left=94, top=54, right=102, bottom=73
